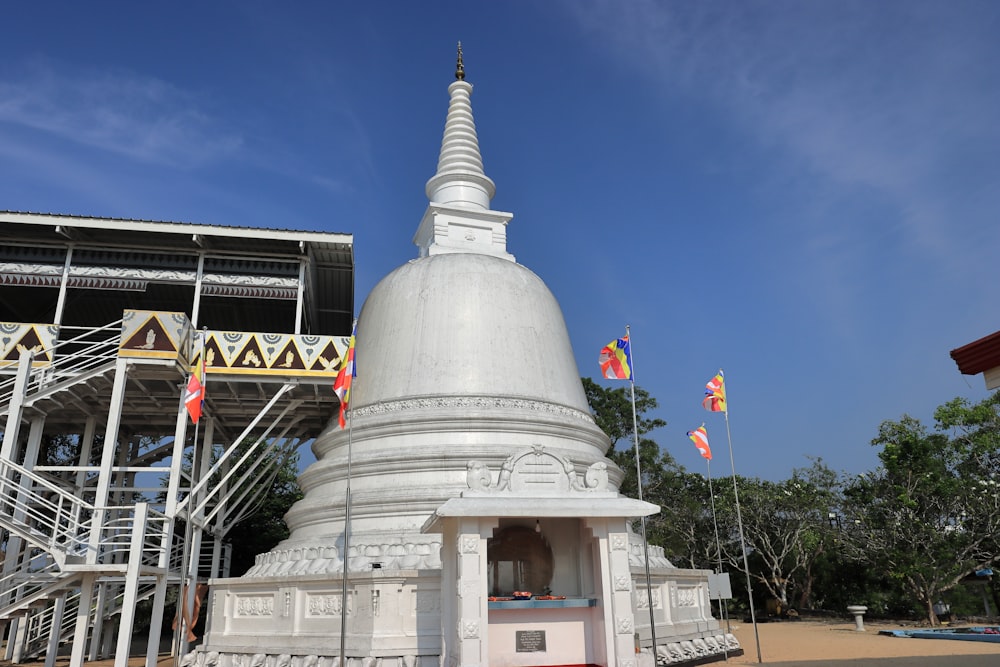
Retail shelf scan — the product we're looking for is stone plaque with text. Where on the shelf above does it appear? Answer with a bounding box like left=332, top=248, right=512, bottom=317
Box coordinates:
left=516, top=630, right=547, bottom=652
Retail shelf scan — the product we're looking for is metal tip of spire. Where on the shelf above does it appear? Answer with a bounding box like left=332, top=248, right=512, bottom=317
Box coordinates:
left=455, top=41, right=465, bottom=81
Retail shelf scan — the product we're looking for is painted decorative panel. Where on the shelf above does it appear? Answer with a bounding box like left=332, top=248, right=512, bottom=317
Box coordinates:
left=119, top=310, right=192, bottom=362
left=0, top=322, right=59, bottom=368
left=195, top=330, right=350, bottom=379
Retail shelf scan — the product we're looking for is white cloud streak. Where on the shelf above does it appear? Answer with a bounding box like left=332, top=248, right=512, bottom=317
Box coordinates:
left=0, top=61, right=243, bottom=168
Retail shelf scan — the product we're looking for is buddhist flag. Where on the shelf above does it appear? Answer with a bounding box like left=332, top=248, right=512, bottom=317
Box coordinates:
left=702, top=369, right=726, bottom=413
left=185, top=353, right=205, bottom=424
left=333, top=325, right=357, bottom=428
left=687, top=424, right=712, bottom=460
left=599, top=336, right=632, bottom=380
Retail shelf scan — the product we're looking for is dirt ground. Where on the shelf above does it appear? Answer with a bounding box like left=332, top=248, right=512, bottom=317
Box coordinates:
left=3, top=620, right=999, bottom=667
left=727, top=618, right=1000, bottom=666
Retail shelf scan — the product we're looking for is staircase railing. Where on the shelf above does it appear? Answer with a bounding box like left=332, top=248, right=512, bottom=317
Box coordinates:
left=0, top=458, right=89, bottom=565
left=0, top=318, right=123, bottom=415
left=0, top=555, right=65, bottom=619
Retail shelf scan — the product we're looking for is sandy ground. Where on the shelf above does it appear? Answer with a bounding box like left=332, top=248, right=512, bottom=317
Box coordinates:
left=727, top=618, right=1000, bottom=666
left=2, top=620, right=998, bottom=667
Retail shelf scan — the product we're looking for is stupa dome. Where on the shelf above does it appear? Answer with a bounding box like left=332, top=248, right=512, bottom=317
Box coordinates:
left=353, top=252, right=590, bottom=411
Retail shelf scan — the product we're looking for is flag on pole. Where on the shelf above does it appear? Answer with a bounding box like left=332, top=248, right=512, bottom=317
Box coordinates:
left=687, top=424, right=712, bottom=460
left=185, top=345, right=206, bottom=424
left=599, top=336, right=632, bottom=380
left=333, top=325, right=357, bottom=429
left=702, top=369, right=726, bottom=413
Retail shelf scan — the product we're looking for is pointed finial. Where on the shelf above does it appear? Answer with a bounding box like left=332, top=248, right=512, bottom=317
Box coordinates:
left=456, top=42, right=465, bottom=81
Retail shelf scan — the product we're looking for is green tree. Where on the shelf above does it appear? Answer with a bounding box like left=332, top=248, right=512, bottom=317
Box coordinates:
left=581, top=377, right=666, bottom=499
left=224, top=449, right=302, bottom=575
left=644, top=464, right=719, bottom=570
left=844, top=394, right=1000, bottom=625
left=714, top=460, right=842, bottom=609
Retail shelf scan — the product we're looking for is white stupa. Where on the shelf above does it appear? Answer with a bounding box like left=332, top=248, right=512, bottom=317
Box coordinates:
left=197, top=47, right=733, bottom=667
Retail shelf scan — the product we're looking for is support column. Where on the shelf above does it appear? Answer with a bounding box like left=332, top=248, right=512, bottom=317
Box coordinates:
left=607, top=519, right=640, bottom=666
left=75, top=416, right=98, bottom=492
left=452, top=518, right=494, bottom=667
left=69, top=574, right=97, bottom=667
left=145, top=576, right=170, bottom=667
left=88, top=582, right=109, bottom=661
left=1, top=348, right=33, bottom=462
left=43, top=593, right=67, bottom=667
left=113, top=502, right=149, bottom=667
left=53, top=245, right=74, bottom=327
left=89, top=356, right=130, bottom=562
left=9, top=611, right=29, bottom=663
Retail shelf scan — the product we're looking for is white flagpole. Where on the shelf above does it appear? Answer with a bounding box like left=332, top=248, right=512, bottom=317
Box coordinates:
left=339, top=418, right=353, bottom=664
left=624, top=325, right=658, bottom=652
left=174, top=328, right=206, bottom=665
left=719, top=377, right=762, bottom=663
left=705, top=456, right=731, bottom=659
left=339, top=326, right=356, bottom=666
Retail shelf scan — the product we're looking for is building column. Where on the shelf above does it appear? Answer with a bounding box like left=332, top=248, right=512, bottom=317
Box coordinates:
left=607, top=519, right=639, bottom=667
left=89, top=356, right=129, bottom=562
left=69, top=574, right=97, bottom=667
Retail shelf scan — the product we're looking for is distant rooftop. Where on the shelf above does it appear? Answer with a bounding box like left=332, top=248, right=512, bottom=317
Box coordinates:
left=950, top=329, right=1000, bottom=391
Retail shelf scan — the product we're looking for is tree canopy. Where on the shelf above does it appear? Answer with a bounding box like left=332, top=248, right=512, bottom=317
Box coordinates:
left=583, top=376, right=1000, bottom=624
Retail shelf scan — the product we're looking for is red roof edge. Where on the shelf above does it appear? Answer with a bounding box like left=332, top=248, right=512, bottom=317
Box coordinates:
left=950, top=329, right=1000, bottom=375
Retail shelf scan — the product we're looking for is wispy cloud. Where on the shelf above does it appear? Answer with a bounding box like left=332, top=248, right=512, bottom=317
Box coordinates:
left=563, top=0, right=1000, bottom=329
left=0, top=61, right=243, bottom=168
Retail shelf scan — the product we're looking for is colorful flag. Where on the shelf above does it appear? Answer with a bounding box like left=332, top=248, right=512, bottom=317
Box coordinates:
left=687, top=424, right=712, bottom=460
left=185, top=350, right=205, bottom=424
left=333, top=325, right=357, bottom=429
left=702, top=369, right=726, bottom=413
left=599, top=336, right=632, bottom=380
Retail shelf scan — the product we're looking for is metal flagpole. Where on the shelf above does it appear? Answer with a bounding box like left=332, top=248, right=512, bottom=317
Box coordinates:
left=174, top=329, right=206, bottom=665
left=338, top=325, right=356, bottom=667
left=705, top=458, right=730, bottom=658
left=722, top=395, right=762, bottom=663
left=624, top=325, right=658, bottom=652
left=339, top=421, right=353, bottom=664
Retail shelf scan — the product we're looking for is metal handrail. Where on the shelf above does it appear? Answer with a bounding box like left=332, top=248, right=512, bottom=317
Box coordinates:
left=0, top=458, right=171, bottom=566
left=0, top=318, right=123, bottom=412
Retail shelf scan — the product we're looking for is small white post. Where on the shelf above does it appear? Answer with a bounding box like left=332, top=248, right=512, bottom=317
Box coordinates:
left=847, top=605, right=868, bottom=631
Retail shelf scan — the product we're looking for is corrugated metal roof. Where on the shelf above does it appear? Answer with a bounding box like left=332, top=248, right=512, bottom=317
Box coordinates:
left=0, top=209, right=351, bottom=240
left=0, top=211, right=355, bottom=335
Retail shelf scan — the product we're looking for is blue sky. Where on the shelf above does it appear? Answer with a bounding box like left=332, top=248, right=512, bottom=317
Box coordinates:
left=2, top=1, right=998, bottom=481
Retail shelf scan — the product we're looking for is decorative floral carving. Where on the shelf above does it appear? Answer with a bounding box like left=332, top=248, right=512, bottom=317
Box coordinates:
left=460, top=619, right=480, bottom=639
left=616, top=616, right=633, bottom=634
left=459, top=536, right=479, bottom=554
left=611, top=535, right=627, bottom=551
left=305, top=593, right=351, bottom=616
left=352, top=396, right=592, bottom=423
left=614, top=575, right=631, bottom=591
left=635, top=587, right=660, bottom=609
left=676, top=587, right=697, bottom=607
left=235, top=596, right=274, bottom=617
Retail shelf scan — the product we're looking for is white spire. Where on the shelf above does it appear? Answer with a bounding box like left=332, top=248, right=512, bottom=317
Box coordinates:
left=424, top=78, right=495, bottom=209
left=414, top=44, right=514, bottom=261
